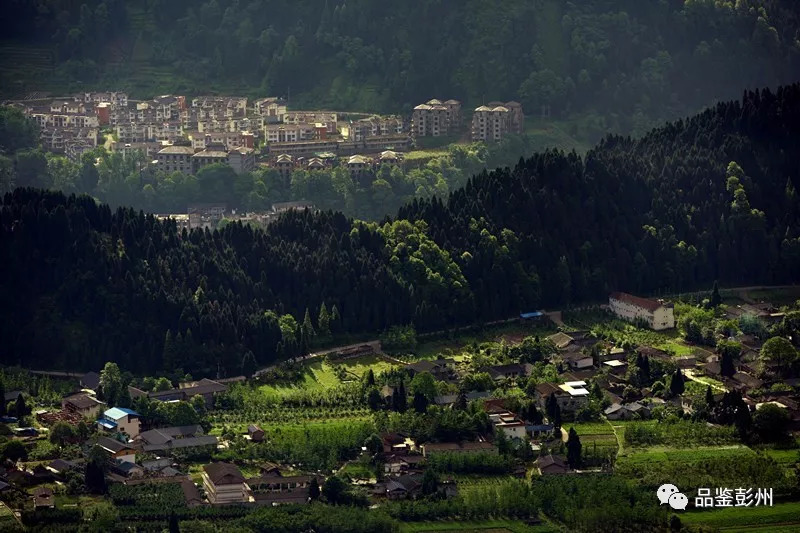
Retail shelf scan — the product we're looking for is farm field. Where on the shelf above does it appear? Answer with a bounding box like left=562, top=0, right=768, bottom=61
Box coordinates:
left=759, top=447, right=800, bottom=467
left=614, top=444, right=794, bottom=494
left=412, top=322, right=558, bottom=360
left=681, top=501, right=800, bottom=531
left=618, top=444, right=754, bottom=464
left=258, top=354, right=399, bottom=399
left=567, top=422, right=619, bottom=454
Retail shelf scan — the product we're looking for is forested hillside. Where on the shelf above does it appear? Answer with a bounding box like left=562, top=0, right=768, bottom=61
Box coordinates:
left=2, top=84, right=799, bottom=376
left=2, top=0, right=800, bottom=137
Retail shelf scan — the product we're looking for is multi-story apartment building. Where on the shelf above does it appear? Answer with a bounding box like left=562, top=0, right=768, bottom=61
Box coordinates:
left=348, top=115, right=404, bottom=141
left=283, top=111, right=338, bottom=133
left=156, top=145, right=195, bottom=174
left=111, top=141, right=163, bottom=160
left=227, top=147, right=256, bottom=174
left=40, top=127, right=97, bottom=154
left=191, top=146, right=230, bottom=173
left=264, top=123, right=316, bottom=143
left=116, top=123, right=152, bottom=143
left=411, top=99, right=460, bottom=138
left=471, top=104, right=511, bottom=142
left=150, top=95, right=185, bottom=121
left=78, top=91, right=128, bottom=107
left=471, top=101, right=524, bottom=141
left=186, top=131, right=255, bottom=151
left=253, top=97, right=288, bottom=122
left=191, top=96, right=248, bottom=118
left=64, top=138, right=95, bottom=162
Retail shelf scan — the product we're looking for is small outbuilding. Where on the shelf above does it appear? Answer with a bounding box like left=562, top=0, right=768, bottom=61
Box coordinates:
left=248, top=424, right=265, bottom=443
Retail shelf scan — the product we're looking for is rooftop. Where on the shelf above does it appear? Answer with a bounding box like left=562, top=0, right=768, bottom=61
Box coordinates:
left=104, top=407, right=139, bottom=420
left=610, top=292, right=671, bottom=312
left=158, top=145, right=195, bottom=155
left=203, top=462, right=245, bottom=485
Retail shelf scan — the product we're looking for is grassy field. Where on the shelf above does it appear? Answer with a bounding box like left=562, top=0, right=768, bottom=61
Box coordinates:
left=258, top=354, right=398, bottom=397
left=401, top=520, right=558, bottom=533
left=760, top=447, right=800, bottom=467
left=337, top=354, right=398, bottom=380
left=681, top=501, right=800, bottom=531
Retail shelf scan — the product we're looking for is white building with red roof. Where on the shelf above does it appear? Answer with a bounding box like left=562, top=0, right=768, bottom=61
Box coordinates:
left=609, top=292, right=675, bottom=330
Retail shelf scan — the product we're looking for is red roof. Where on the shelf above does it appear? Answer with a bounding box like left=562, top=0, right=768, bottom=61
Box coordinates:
left=609, top=292, right=666, bottom=312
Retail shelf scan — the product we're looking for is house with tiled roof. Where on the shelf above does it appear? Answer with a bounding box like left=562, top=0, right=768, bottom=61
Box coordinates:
left=62, top=392, right=105, bottom=418
left=535, top=454, right=568, bottom=475
left=609, top=292, right=675, bottom=330
left=202, top=463, right=251, bottom=504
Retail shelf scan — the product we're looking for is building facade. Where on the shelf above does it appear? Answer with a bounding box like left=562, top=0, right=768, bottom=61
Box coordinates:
left=202, top=463, right=251, bottom=504
left=609, top=292, right=675, bottom=330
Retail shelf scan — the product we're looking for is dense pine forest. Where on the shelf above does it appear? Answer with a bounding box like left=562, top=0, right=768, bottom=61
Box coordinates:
left=2, top=0, right=799, bottom=136
left=2, top=84, right=799, bottom=376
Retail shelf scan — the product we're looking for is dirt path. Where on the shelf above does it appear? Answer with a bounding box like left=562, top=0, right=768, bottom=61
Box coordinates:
left=254, top=340, right=380, bottom=377
left=605, top=417, right=623, bottom=459
left=684, top=368, right=727, bottom=392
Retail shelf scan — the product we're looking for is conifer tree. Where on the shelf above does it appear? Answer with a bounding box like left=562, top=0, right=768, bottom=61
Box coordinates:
left=705, top=385, right=715, bottom=408
left=566, top=427, right=582, bottom=468
left=318, top=302, right=331, bottom=337
left=710, top=280, right=722, bottom=308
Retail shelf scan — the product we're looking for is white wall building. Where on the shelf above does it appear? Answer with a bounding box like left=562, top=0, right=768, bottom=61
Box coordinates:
left=98, top=407, right=141, bottom=438
left=609, top=292, right=675, bottom=330
left=202, top=463, right=252, bottom=504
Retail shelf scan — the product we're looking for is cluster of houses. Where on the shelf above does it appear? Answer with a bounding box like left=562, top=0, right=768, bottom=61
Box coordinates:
left=4, top=91, right=414, bottom=170
left=6, top=96, right=105, bottom=161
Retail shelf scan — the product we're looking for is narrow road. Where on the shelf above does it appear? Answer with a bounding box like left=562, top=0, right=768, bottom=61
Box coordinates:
left=253, top=340, right=381, bottom=377
left=604, top=417, right=623, bottom=460
left=683, top=369, right=727, bottom=392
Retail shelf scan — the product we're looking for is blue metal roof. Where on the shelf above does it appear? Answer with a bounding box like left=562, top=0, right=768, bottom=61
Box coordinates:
left=520, top=311, right=544, bottom=318
left=104, top=407, right=139, bottom=420
left=97, top=419, right=117, bottom=429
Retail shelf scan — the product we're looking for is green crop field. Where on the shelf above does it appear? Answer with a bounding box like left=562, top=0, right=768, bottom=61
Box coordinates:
left=337, top=354, right=399, bottom=380
left=618, top=445, right=753, bottom=465
left=568, top=422, right=619, bottom=452
left=681, top=501, right=800, bottom=531
left=258, top=354, right=397, bottom=398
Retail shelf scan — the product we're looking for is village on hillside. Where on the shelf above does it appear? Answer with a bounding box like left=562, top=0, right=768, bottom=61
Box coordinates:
left=3, top=92, right=527, bottom=230
left=0, top=286, right=798, bottom=528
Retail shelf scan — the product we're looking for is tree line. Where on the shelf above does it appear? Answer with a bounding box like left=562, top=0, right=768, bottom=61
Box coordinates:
left=1, top=84, right=799, bottom=376
left=2, top=1, right=799, bottom=143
